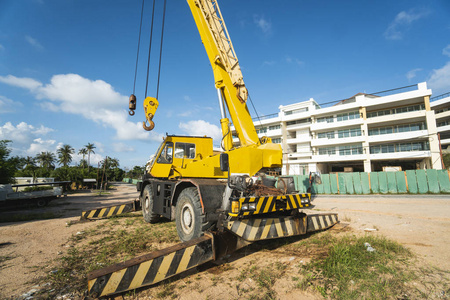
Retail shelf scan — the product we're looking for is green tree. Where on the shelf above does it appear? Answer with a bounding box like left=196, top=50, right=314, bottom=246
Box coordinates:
left=78, top=147, right=88, bottom=169
left=36, top=151, right=56, bottom=170
left=0, top=140, right=19, bottom=183
left=85, top=143, right=96, bottom=171
left=57, top=144, right=75, bottom=167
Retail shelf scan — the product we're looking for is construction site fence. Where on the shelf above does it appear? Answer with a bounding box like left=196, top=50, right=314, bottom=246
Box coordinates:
left=292, top=170, right=450, bottom=194
left=123, top=170, right=450, bottom=194
left=122, top=178, right=141, bottom=185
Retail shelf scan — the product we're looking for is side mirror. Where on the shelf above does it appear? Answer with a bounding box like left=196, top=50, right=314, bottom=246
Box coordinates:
left=220, top=153, right=229, bottom=172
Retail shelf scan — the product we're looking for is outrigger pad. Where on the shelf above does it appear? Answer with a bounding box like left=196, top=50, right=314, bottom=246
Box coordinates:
left=87, top=235, right=214, bottom=298
left=225, top=215, right=308, bottom=242
left=81, top=200, right=140, bottom=220
left=306, top=213, right=339, bottom=232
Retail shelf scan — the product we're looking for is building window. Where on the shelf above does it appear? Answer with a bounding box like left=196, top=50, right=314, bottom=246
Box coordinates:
left=339, top=145, right=362, bottom=156
left=269, top=125, right=281, bottom=130
left=317, top=116, right=334, bottom=123
left=437, top=120, right=450, bottom=127
left=368, top=123, right=426, bottom=135
left=256, top=127, right=267, bottom=134
left=367, top=104, right=425, bottom=118
left=318, top=147, right=336, bottom=155
left=337, top=111, right=360, bottom=122
left=272, top=138, right=281, bottom=144
left=337, top=128, right=360, bottom=138
left=370, top=142, right=429, bottom=154
left=285, top=108, right=308, bottom=115
left=287, top=118, right=311, bottom=126
left=318, top=131, right=335, bottom=139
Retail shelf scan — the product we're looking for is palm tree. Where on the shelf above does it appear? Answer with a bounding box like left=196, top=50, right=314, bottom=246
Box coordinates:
left=85, top=143, right=96, bottom=171
left=36, top=151, right=56, bottom=170
left=78, top=147, right=88, bottom=169
left=57, top=144, right=75, bottom=167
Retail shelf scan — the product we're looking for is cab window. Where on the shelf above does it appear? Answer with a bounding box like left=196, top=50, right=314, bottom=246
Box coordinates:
left=174, top=143, right=196, bottom=159
left=157, top=142, right=173, bottom=164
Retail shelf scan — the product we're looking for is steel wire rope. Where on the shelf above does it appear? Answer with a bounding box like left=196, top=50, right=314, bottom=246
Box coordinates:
left=248, top=93, right=264, bottom=144
left=132, top=0, right=145, bottom=95
left=156, top=0, right=167, bottom=99
left=144, top=0, right=157, bottom=98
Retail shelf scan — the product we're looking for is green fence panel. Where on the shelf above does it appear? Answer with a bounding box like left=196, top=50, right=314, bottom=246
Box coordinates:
left=395, top=172, right=407, bottom=193
left=338, top=173, right=346, bottom=194
left=322, top=174, right=331, bottom=194
left=427, top=169, right=440, bottom=193
left=437, top=170, right=450, bottom=193
left=416, top=170, right=428, bottom=194
left=378, top=172, right=388, bottom=194
left=361, top=172, right=370, bottom=194
left=370, top=172, right=379, bottom=193
left=315, top=179, right=324, bottom=194
left=405, top=170, right=417, bottom=194
left=386, top=172, right=397, bottom=193
left=132, top=179, right=138, bottom=185
left=330, top=174, right=339, bottom=194
left=343, top=173, right=354, bottom=194
left=352, top=173, right=362, bottom=194
left=296, top=175, right=309, bottom=193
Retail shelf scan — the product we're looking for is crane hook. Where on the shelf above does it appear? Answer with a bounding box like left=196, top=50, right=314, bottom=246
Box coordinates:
left=143, top=113, right=155, bottom=131
left=129, top=94, right=137, bottom=116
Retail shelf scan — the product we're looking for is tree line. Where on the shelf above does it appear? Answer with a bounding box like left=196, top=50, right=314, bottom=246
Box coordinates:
left=0, top=140, right=146, bottom=186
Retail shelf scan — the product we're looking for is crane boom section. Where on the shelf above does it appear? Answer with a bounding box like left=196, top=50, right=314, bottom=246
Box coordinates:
left=187, top=0, right=260, bottom=146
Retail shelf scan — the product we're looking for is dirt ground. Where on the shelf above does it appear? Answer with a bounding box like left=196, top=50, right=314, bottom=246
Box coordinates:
left=0, top=183, right=449, bottom=299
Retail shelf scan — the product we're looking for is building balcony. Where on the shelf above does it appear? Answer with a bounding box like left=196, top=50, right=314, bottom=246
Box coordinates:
left=287, top=152, right=312, bottom=159
left=369, top=151, right=430, bottom=160
left=311, top=154, right=366, bottom=163
left=286, top=136, right=311, bottom=144
left=366, top=111, right=426, bottom=125
left=311, top=136, right=365, bottom=147
left=435, top=110, right=450, bottom=120
left=310, top=118, right=363, bottom=131
left=368, top=130, right=428, bottom=143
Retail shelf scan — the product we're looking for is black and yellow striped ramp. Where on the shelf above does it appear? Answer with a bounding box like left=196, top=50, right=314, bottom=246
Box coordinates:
left=87, top=234, right=215, bottom=298
left=81, top=200, right=139, bottom=220
left=225, top=216, right=308, bottom=242
left=306, top=213, right=339, bottom=232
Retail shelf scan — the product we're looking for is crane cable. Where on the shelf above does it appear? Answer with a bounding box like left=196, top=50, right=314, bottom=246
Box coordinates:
left=132, top=0, right=145, bottom=96
left=144, top=0, right=157, bottom=99
left=156, top=0, right=167, bottom=100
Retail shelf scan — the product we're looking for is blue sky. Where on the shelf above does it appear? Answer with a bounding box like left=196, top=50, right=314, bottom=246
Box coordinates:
left=0, top=0, right=449, bottom=170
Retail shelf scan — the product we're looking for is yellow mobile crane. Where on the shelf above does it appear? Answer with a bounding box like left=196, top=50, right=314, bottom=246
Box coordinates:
left=87, top=0, right=338, bottom=297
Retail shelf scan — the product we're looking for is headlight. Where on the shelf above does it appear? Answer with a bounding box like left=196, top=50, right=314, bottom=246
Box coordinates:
left=249, top=202, right=256, bottom=210
left=242, top=203, right=249, bottom=210
left=231, top=201, right=239, bottom=213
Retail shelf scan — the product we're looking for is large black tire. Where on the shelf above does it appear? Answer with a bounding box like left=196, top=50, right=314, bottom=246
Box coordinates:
left=142, top=185, right=160, bottom=223
left=175, top=187, right=209, bottom=242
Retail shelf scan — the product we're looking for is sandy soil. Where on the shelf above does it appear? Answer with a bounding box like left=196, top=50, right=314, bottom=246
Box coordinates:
left=0, top=184, right=449, bottom=299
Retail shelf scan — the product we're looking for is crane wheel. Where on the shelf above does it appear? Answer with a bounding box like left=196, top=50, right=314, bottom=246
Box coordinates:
left=142, top=185, right=160, bottom=223
left=175, top=187, right=210, bottom=242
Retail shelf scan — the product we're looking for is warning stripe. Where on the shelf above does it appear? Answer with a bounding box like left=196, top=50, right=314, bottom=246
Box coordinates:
left=88, top=236, right=214, bottom=298
left=81, top=202, right=135, bottom=220
left=231, top=193, right=311, bottom=217
left=227, top=216, right=307, bottom=242
left=306, top=213, right=339, bottom=232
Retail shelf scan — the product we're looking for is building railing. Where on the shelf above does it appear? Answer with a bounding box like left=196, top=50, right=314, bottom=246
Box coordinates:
left=431, top=91, right=450, bottom=102
left=252, top=113, right=278, bottom=121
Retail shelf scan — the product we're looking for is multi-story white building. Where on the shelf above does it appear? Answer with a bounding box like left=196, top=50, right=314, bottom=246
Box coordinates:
left=232, top=82, right=450, bottom=175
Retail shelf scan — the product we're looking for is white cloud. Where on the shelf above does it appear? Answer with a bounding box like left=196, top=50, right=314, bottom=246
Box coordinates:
left=0, top=73, right=164, bottom=142
left=428, top=62, right=450, bottom=94
left=406, top=68, right=422, bottom=80
left=384, top=9, right=430, bottom=40
left=0, top=75, right=42, bottom=90
left=0, top=122, right=56, bottom=155
left=112, top=142, right=135, bottom=153
left=0, top=95, right=22, bottom=113
left=25, top=35, right=44, bottom=50
left=253, top=15, right=272, bottom=35
left=443, top=45, right=450, bottom=57
left=178, top=120, right=222, bottom=142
